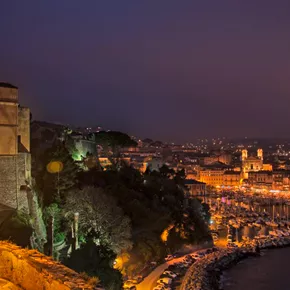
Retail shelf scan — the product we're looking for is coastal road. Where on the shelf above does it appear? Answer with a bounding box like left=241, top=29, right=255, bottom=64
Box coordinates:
left=136, top=256, right=184, bottom=290
left=136, top=245, right=210, bottom=290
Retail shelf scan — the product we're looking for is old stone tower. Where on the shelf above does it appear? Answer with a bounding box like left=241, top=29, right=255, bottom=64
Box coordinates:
left=0, top=82, right=31, bottom=211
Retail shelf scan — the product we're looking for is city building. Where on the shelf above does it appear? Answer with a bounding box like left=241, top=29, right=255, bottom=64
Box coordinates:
left=31, top=121, right=98, bottom=165
left=184, top=179, right=206, bottom=196
left=248, top=171, right=273, bottom=189
left=242, top=149, right=263, bottom=178
left=272, top=170, right=290, bottom=191
left=198, top=162, right=232, bottom=186
left=199, top=168, right=224, bottom=186
left=0, top=83, right=31, bottom=211
left=262, top=163, right=273, bottom=171
left=203, top=152, right=232, bottom=166
left=218, top=153, right=232, bottom=165
left=223, top=171, right=241, bottom=187
left=69, top=132, right=97, bottom=161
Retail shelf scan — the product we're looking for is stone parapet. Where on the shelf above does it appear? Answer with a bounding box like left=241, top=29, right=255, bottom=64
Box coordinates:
left=0, top=241, right=102, bottom=290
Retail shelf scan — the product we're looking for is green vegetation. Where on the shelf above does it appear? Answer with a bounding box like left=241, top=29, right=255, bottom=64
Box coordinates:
left=33, top=140, right=210, bottom=289
left=35, top=143, right=79, bottom=205
left=77, top=164, right=211, bottom=278
left=63, top=187, right=132, bottom=254
left=43, top=203, right=63, bottom=243
left=94, top=131, right=137, bottom=156
left=64, top=238, right=123, bottom=290
left=0, top=211, right=33, bottom=248
left=94, top=131, right=137, bottom=148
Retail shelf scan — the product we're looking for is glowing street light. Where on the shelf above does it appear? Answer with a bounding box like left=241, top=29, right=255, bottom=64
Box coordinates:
left=46, top=161, right=63, bottom=197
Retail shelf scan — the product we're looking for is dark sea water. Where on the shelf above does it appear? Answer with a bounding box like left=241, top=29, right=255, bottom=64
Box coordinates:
left=223, top=247, right=290, bottom=290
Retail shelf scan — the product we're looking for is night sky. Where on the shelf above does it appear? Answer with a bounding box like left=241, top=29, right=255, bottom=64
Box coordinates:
left=1, top=1, right=290, bottom=142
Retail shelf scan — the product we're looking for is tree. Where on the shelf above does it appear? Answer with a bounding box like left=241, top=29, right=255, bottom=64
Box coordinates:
left=43, top=203, right=63, bottom=243
left=158, top=164, right=175, bottom=179
left=65, top=134, right=80, bottom=161
left=94, top=131, right=137, bottom=156
left=64, top=187, right=132, bottom=254
left=36, top=143, right=79, bottom=205
left=64, top=237, right=123, bottom=290
left=75, top=162, right=211, bottom=277
left=184, top=198, right=211, bottom=243
left=174, top=168, right=186, bottom=186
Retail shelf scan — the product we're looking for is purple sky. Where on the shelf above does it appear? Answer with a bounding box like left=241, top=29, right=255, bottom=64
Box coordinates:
left=1, top=1, right=290, bottom=142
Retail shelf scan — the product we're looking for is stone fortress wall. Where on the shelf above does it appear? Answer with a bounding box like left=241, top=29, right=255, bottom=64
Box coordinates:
left=0, top=86, right=18, bottom=155
left=17, top=106, right=30, bottom=152
left=0, top=156, right=18, bottom=209
left=0, top=241, right=101, bottom=290
left=0, top=83, right=30, bottom=211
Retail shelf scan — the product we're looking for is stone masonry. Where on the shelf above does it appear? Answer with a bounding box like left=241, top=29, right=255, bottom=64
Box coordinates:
left=0, top=83, right=30, bottom=211
left=0, top=241, right=101, bottom=289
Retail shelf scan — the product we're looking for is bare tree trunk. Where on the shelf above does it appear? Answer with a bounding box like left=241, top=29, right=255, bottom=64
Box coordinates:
left=74, top=212, right=79, bottom=250
left=45, top=215, right=54, bottom=257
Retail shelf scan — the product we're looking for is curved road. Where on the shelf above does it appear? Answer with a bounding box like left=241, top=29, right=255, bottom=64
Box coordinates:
left=136, top=244, right=211, bottom=290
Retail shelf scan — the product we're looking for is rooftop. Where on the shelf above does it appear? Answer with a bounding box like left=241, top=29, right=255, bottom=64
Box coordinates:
left=0, top=82, right=18, bottom=89
left=202, top=161, right=232, bottom=170
left=248, top=170, right=272, bottom=175
left=224, top=170, right=241, bottom=175
left=185, top=179, right=206, bottom=185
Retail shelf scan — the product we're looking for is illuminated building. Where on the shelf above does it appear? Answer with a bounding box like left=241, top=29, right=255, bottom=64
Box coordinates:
left=272, top=170, right=290, bottom=190
left=0, top=83, right=31, bottom=211
left=198, top=162, right=232, bottom=186
left=98, top=157, right=112, bottom=168
left=242, top=149, right=263, bottom=178
left=203, top=156, right=219, bottom=165
left=184, top=179, right=206, bottom=196
left=248, top=171, right=273, bottom=189
left=98, top=156, right=131, bottom=169
left=69, top=131, right=97, bottom=161
left=223, top=171, right=241, bottom=187
left=185, top=169, right=198, bottom=180
left=218, top=153, right=232, bottom=165
left=199, top=168, right=224, bottom=186
left=203, top=152, right=232, bottom=166
left=31, top=121, right=98, bottom=164
left=262, top=163, right=273, bottom=171
left=257, top=148, right=263, bottom=160
left=242, top=149, right=248, bottom=161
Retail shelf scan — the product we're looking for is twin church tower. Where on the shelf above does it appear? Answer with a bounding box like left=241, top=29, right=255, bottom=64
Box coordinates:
left=242, top=148, right=263, bottom=178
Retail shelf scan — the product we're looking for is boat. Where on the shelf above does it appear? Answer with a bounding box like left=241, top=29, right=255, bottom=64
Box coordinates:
left=265, top=221, right=278, bottom=227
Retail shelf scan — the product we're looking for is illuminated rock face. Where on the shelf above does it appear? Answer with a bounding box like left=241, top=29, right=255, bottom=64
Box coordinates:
left=0, top=242, right=100, bottom=290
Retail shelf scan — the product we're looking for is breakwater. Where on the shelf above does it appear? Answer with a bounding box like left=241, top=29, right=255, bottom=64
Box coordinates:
left=181, top=236, right=290, bottom=290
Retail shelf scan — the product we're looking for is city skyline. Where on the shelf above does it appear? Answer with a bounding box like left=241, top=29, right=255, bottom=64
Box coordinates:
left=1, top=1, right=290, bottom=142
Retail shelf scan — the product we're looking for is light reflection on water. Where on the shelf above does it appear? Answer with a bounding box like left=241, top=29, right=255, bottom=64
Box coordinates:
left=223, top=247, right=290, bottom=290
